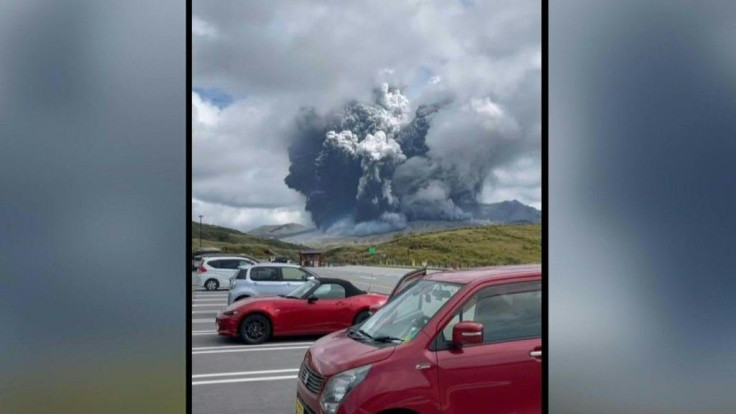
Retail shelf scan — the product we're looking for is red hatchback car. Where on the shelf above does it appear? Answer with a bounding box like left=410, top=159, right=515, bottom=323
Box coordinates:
left=295, top=265, right=542, bottom=414
left=216, top=278, right=388, bottom=344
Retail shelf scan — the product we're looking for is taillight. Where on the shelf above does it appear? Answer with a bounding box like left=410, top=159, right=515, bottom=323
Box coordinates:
left=198, top=266, right=207, bottom=273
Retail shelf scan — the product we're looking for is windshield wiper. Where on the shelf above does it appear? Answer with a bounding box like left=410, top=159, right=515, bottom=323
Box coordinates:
left=285, top=295, right=298, bottom=299
left=346, top=328, right=362, bottom=339
left=346, top=328, right=369, bottom=341
left=371, top=336, right=404, bottom=343
left=358, top=329, right=374, bottom=340
left=350, top=329, right=403, bottom=344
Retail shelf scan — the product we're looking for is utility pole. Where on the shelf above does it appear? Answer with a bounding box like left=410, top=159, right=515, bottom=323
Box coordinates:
left=199, top=215, right=203, bottom=249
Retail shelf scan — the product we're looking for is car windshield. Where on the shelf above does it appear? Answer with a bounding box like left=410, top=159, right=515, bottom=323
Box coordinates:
left=286, top=279, right=318, bottom=298
left=357, top=280, right=462, bottom=343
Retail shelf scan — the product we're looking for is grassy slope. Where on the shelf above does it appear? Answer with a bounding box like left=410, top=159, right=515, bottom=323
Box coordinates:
left=191, top=222, right=308, bottom=261
left=324, top=224, right=541, bottom=268
left=192, top=221, right=541, bottom=268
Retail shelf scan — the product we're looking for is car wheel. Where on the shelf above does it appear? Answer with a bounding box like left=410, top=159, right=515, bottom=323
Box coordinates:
left=353, top=310, right=371, bottom=325
left=240, top=314, right=271, bottom=345
left=204, top=279, right=219, bottom=291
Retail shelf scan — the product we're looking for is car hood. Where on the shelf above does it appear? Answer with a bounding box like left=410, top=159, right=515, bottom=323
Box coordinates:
left=306, top=330, right=395, bottom=377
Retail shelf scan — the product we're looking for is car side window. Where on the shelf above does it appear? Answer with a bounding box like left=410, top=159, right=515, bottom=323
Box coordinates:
left=216, top=259, right=233, bottom=269
left=250, top=267, right=280, bottom=281
left=441, top=283, right=541, bottom=344
left=225, top=260, right=243, bottom=269
left=312, top=284, right=346, bottom=299
left=442, top=299, right=478, bottom=340
left=281, top=267, right=310, bottom=282
left=208, top=260, right=222, bottom=269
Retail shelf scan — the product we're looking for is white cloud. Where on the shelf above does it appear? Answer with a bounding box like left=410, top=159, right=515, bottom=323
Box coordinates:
left=192, top=198, right=309, bottom=232
left=193, top=0, right=541, bottom=229
left=192, top=91, right=303, bottom=211
left=481, top=156, right=542, bottom=210
left=192, top=16, right=218, bottom=39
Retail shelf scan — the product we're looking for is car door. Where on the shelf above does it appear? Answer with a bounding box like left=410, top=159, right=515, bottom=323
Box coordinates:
left=218, top=259, right=243, bottom=287
left=288, top=283, right=349, bottom=333
left=435, top=281, right=542, bottom=414
left=204, top=259, right=228, bottom=286
left=278, top=267, right=312, bottom=295
left=248, top=266, right=284, bottom=296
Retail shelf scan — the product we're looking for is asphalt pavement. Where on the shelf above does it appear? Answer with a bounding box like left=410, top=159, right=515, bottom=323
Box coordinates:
left=191, top=265, right=423, bottom=414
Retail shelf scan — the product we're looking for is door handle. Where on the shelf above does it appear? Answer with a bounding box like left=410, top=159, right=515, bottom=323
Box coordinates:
left=415, top=362, right=431, bottom=370
left=529, top=350, right=542, bottom=358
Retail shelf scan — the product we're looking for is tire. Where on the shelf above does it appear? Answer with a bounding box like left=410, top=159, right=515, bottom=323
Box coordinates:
left=204, top=279, right=219, bottom=291
left=353, top=310, right=371, bottom=325
left=239, top=314, right=272, bottom=345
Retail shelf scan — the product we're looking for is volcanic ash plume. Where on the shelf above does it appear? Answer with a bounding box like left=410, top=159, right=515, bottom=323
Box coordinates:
left=284, top=84, right=528, bottom=234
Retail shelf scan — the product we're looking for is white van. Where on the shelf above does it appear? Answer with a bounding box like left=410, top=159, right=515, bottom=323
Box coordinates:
left=196, top=256, right=258, bottom=291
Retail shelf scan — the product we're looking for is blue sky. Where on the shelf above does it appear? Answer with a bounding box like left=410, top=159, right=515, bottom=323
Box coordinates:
left=192, top=87, right=233, bottom=109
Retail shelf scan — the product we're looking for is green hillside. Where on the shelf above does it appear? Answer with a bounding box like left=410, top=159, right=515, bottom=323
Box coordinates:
left=192, top=221, right=541, bottom=268
left=191, top=222, right=308, bottom=261
left=324, top=224, right=541, bottom=268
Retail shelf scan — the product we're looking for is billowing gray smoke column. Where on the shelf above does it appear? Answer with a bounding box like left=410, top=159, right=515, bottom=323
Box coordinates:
left=285, top=83, right=535, bottom=234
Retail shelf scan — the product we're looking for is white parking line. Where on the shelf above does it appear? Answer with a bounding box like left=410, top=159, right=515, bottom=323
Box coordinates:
left=193, top=346, right=310, bottom=355
left=192, top=332, right=218, bottom=336
left=192, top=368, right=298, bottom=379
left=192, top=319, right=214, bottom=323
left=193, top=304, right=225, bottom=307
left=193, top=311, right=219, bottom=314
left=193, top=298, right=228, bottom=301
left=192, top=375, right=297, bottom=386
left=192, top=342, right=314, bottom=351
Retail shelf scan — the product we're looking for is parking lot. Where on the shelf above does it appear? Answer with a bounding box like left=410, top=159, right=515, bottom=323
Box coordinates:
left=192, top=266, right=418, bottom=414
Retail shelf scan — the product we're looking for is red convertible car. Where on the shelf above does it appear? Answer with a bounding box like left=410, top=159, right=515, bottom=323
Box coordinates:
left=216, top=278, right=388, bottom=344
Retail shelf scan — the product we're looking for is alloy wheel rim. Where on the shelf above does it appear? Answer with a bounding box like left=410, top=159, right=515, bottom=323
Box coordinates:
left=246, top=320, right=265, bottom=340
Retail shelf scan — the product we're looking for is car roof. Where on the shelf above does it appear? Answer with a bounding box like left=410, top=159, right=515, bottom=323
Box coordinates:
left=203, top=256, right=257, bottom=261
left=198, top=253, right=256, bottom=258
left=425, top=264, right=541, bottom=285
left=248, top=263, right=302, bottom=268
left=313, top=277, right=365, bottom=296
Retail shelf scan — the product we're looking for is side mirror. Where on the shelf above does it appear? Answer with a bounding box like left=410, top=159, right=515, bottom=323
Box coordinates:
left=452, top=321, right=484, bottom=347
left=307, top=295, right=319, bottom=304
left=368, top=304, right=382, bottom=315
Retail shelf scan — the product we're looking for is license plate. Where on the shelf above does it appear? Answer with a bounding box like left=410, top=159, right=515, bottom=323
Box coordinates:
left=295, top=398, right=304, bottom=414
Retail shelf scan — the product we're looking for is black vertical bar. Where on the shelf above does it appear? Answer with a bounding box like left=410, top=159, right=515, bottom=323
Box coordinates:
left=186, top=0, right=193, bottom=411
left=541, top=0, right=549, bottom=413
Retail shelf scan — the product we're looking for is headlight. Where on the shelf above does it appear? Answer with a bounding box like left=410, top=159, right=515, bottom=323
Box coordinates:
left=319, top=364, right=371, bottom=414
